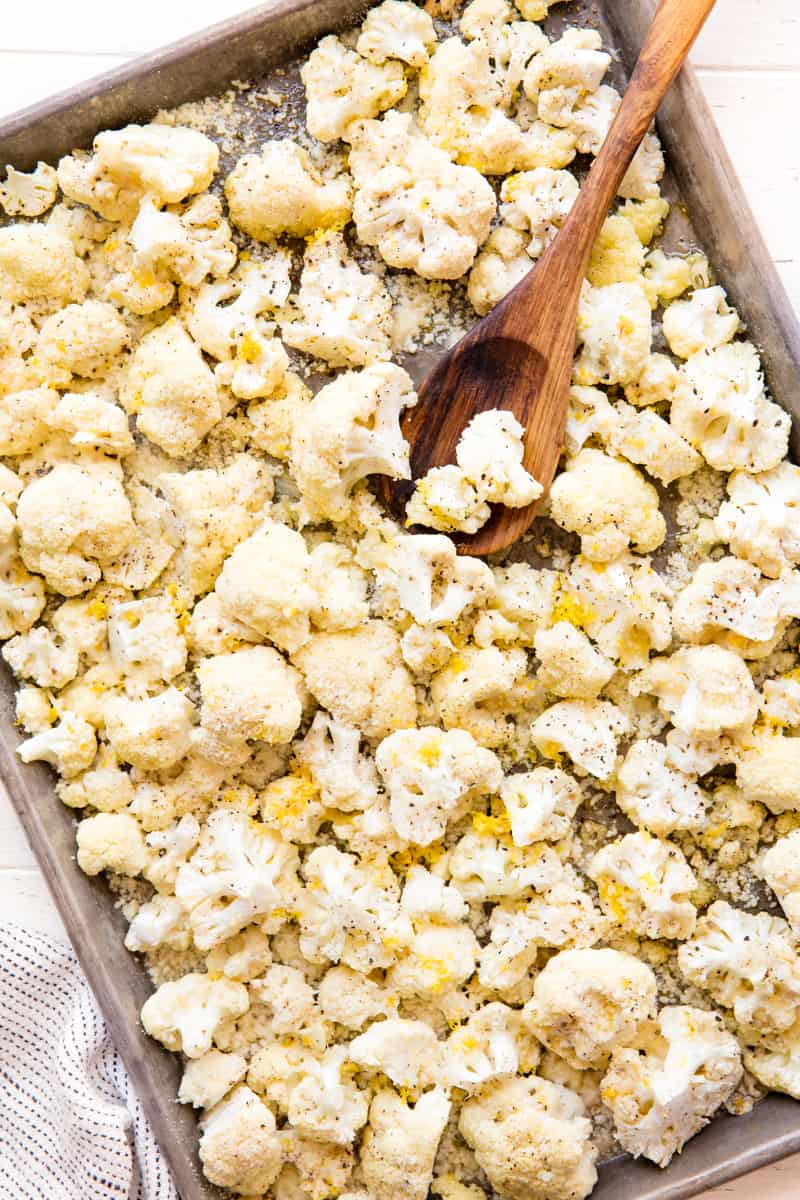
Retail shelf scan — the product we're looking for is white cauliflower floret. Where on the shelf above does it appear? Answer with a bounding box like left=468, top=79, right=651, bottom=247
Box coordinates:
left=176, top=810, right=299, bottom=950
left=102, top=483, right=177, bottom=593
left=615, top=739, right=708, bottom=836
left=601, top=1006, right=742, bottom=1167
left=144, top=814, right=201, bottom=894
left=449, top=829, right=563, bottom=901
left=523, top=27, right=610, bottom=128
left=500, top=767, right=581, bottom=845
left=407, top=466, right=491, bottom=535
left=289, top=1045, right=370, bottom=1145
left=459, top=1075, right=597, bottom=1200
left=124, top=894, right=189, bottom=953
left=624, top=350, right=686, bottom=407
left=17, top=464, right=135, bottom=596
left=76, top=812, right=147, bottom=878
left=361, top=1087, right=451, bottom=1200
left=446, top=1000, right=538, bottom=1091
left=0, top=224, right=88, bottom=304
left=500, top=168, right=579, bottom=259
left=178, top=1049, right=248, bottom=1110
left=716, top=463, right=800, bottom=578
left=349, top=1017, right=443, bottom=1088
left=678, top=901, right=800, bottom=1034
left=387, top=918, right=479, bottom=997
left=662, top=285, right=739, bottom=359
left=205, top=927, right=272, bottom=982
left=468, top=226, right=532, bottom=314
left=549, top=449, right=665, bottom=561
left=225, top=139, right=351, bottom=240
left=38, top=300, right=130, bottom=379
left=107, top=597, right=186, bottom=688
left=531, top=698, right=629, bottom=780
left=673, top=557, right=800, bottom=657
left=185, top=256, right=291, bottom=378
left=589, top=831, right=697, bottom=940
left=307, top=542, right=370, bottom=633
left=290, top=363, right=415, bottom=521
left=376, top=726, right=502, bottom=844
left=199, top=1085, right=283, bottom=1195
left=349, top=112, right=495, bottom=281
left=672, top=342, right=790, bottom=473
left=104, top=688, right=195, bottom=771
left=523, top=948, right=657, bottom=1068
left=760, top=830, right=800, bottom=934
left=17, top=711, right=96, bottom=779
left=251, top=964, right=323, bottom=1043
left=49, top=392, right=135, bottom=456
left=301, top=34, right=406, bottom=143
left=375, top=533, right=494, bottom=627
left=761, top=674, right=800, bottom=726
left=296, top=712, right=378, bottom=812
left=198, top=645, right=304, bottom=754
left=282, top=233, right=392, bottom=367
left=142, top=973, right=249, bottom=1059
left=215, top=521, right=316, bottom=654
left=57, top=756, right=134, bottom=814
left=57, top=123, right=218, bottom=220
left=574, top=283, right=651, bottom=386
left=633, top=645, right=758, bottom=736
left=357, top=0, right=436, bottom=65
left=564, top=385, right=617, bottom=454
left=534, top=622, right=615, bottom=699
left=119, top=318, right=220, bottom=457
left=0, top=163, right=58, bottom=217
left=317, top=967, right=392, bottom=1033
left=401, top=864, right=468, bottom=922
left=2, top=626, right=78, bottom=689
left=456, top=409, right=542, bottom=507
left=736, top=733, right=800, bottom=814
left=119, top=193, right=236, bottom=299
left=431, top=645, right=534, bottom=749
left=607, top=401, right=702, bottom=485
left=0, top=386, right=59, bottom=456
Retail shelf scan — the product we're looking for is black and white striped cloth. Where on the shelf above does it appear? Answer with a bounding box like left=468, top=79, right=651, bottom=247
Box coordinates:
left=0, top=924, right=178, bottom=1200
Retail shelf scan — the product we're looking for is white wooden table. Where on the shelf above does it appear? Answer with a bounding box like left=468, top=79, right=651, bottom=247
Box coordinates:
left=1, top=2, right=799, bottom=1196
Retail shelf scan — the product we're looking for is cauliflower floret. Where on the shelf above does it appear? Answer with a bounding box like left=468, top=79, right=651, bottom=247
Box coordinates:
left=124, top=893, right=189, bottom=953
left=215, top=520, right=315, bottom=654
left=2, top=626, right=78, bottom=689
left=761, top=674, right=800, bottom=726
left=589, top=831, right=697, bottom=940
left=57, top=757, right=135, bottom=813
left=468, top=226, right=532, bottom=314
left=0, top=386, right=60, bottom=456
left=662, top=286, right=739, bottom=359
left=574, top=283, right=651, bottom=387
left=76, top=812, right=147, bottom=878
left=48, top=392, right=135, bottom=456
left=615, top=739, right=708, bottom=836
left=550, top=449, right=665, bottom=562
left=176, top=810, right=299, bottom=950
left=144, top=813, right=201, bottom=894
left=361, top=1087, right=451, bottom=1200
left=102, top=482, right=177, bottom=593
left=349, top=112, right=496, bottom=280
left=607, top=401, right=702, bottom=485
left=407, top=466, right=491, bottom=534
left=295, top=712, right=379, bottom=812
left=446, top=1000, right=538, bottom=1091
left=318, top=965, right=393, bottom=1030
left=455, top=409, right=542, bottom=507
left=586, top=214, right=645, bottom=287
left=185, top=255, right=291, bottom=374
left=523, top=27, right=610, bottom=127
left=289, top=1045, right=370, bottom=1145
left=633, top=645, right=758, bottom=736
left=743, top=1023, right=800, bottom=1102
left=283, top=233, right=392, bottom=367
left=499, top=767, right=581, bottom=845
left=672, top=342, right=790, bottom=473
left=348, top=1017, right=443, bottom=1087
left=178, top=1049, right=248, bottom=1110
left=57, top=123, right=218, bottom=221
left=431, top=643, right=541, bottom=750
left=199, top=1085, right=283, bottom=1195
left=736, top=733, right=800, bottom=814
left=459, top=1075, right=597, bottom=1200
left=563, top=385, right=618, bottom=455
left=501, top=168, right=579, bottom=259
left=17, top=711, right=96, bottom=778
left=716, top=463, right=800, bottom=578
left=678, top=901, right=800, bottom=1034
left=374, top=532, right=495, bottom=626
left=205, top=927, right=273, bottom=982
left=534, top=622, right=615, bottom=699
left=107, top=596, right=186, bottom=688
left=158, top=454, right=271, bottom=598
left=760, top=830, right=800, bottom=934
left=119, top=318, right=220, bottom=457
left=0, top=224, right=88, bottom=304
left=0, top=163, right=58, bottom=217
left=388, top=918, right=479, bottom=997
left=142, top=973, right=249, bottom=1059
left=401, top=864, right=468, bottom=922
left=197, top=645, right=304, bottom=752
left=104, top=688, right=195, bottom=771
left=17, top=464, right=135, bottom=596
left=624, top=350, right=687, bottom=407
left=38, top=300, right=130, bottom=379
left=673, top=557, right=800, bottom=658
left=290, top=362, right=415, bottom=521
left=376, top=726, right=502, bottom=844
left=226, top=140, right=351, bottom=243
left=601, top=1006, right=742, bottom=1167
left=523, top=948, right=657, bottom=1068
left=294, top=620, right=416, bottom=743
left=357, top=0, right=436, bottom=65
left=531, top=698, right=629, bottom=780
left=301, top=34, right=406, bottom=143
left=449, top=829, right=563, bottom=901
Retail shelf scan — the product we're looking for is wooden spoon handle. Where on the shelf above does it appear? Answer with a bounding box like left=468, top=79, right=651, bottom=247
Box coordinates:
left=552, top=0, right=717, bottom=275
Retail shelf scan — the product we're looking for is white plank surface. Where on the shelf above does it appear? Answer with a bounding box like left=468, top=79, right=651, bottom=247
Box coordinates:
left=0, top=2, right=798, bottom=1196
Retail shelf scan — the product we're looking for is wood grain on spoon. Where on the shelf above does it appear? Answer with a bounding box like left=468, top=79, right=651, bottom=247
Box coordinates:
left=389, top=0, right=717, bottom=556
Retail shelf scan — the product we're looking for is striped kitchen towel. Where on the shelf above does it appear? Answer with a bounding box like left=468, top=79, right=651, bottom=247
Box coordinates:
left=0, top=923, right=178, bottom=1200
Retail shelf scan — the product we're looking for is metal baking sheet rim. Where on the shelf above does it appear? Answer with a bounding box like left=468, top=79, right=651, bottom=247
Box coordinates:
left=0, top=1, right=799, bottom=1198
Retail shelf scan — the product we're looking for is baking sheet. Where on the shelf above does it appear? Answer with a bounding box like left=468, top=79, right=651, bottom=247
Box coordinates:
left=1, top=1, right=799, bottom=1197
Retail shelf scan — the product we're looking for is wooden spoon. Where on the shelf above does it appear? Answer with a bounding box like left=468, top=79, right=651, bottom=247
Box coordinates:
left=387, top=0, right=717, bottom=556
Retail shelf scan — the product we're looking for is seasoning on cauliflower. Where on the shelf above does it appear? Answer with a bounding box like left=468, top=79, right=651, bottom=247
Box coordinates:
left=0, top=224, right=89, bottom=304
left=357, top=0, right=436, bottom=66
left=549, top=449, right=665, bottom=561
left=615, top=739, right=708, bottom=836
left=198, top=1085, right=283, bottom=1195
left=589, top=831, right=698, bottom=940
left=374, top=532, right=495, bottom=627
left=601, top=1006, right=743, bottom=1167
left=531, top=698, right=629, bottom=780
left=197, top=645, right=304, bottom=756
left=715, top=463, right=800, bottom=578
left=38, top=300, right=130, bottom=379
left=499, top=766, right=581, bottom=845
left=301, top=34, right=407, bottom=143
left=406, top=466, right=491, bottom=535
left=225, top=139, right=351, bottom=240
left=672, top=557, right=800, bottom=658
left=0, top=163, right=58, bottom=218
left=574, top=283, right=651, bottom=386
left=523, top=947, right=657, bottom=1068
left=633, top=645, right=758, bottom=736
left=361, top=1087, right=451, bottom=1200
left=456, top=409, right=542, bottom=506
left=431, top=644, right=536, bottom=750
left=141, top=972, right=249, bottom=1059
left=534, top=622, right=615, bottom=699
